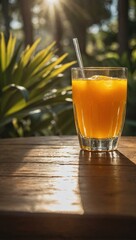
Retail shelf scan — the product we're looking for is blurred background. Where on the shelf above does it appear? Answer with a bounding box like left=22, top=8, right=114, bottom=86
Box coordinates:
left=0, top=0, right=136, bottom=137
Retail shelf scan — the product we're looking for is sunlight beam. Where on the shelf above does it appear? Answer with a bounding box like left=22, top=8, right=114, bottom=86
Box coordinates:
left=47, top=0, right=59, bottom=6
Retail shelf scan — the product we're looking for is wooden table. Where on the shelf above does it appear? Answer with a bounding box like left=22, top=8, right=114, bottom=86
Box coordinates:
left=0, top=136, right=136, bottom=239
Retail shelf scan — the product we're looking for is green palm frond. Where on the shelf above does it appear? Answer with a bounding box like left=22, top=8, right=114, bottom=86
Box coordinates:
left=0, top=32, right=75, bottom=137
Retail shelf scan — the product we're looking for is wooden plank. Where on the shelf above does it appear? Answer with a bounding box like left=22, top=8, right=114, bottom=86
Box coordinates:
left=0, top=144, right=136, bottom=165
left=0, top=136, right=78, bottom=145
left=0, top=172, right=136, bottom=215
left=0, top=136, right=136, bottom=164
left=0, top=135, right=135, bottom=146
left=0, top=154, right=135, bottom=166
left=0, top=162, right=136, bottom=176
left=0, top=152, right=135, bottom=164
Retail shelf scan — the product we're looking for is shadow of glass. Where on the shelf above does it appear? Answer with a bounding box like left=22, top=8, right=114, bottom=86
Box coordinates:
left=79, top=150, right=135, bottom=166
left=78, top=150, right=136, bottom=215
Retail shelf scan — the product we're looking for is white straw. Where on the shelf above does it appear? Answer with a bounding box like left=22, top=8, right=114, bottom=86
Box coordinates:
left=73, top=38, right=85, bottom=78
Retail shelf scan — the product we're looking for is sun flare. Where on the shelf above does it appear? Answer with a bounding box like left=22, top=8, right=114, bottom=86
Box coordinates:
left=47, top=0, right=59, bottom=5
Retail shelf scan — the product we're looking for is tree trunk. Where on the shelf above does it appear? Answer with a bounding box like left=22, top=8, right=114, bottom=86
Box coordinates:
left=54, top=8, right=63, bottom=54
left=72, top=23, right=87, bottom=55
left=1, top=0, right=10, bottom=42
left=18, top=0, right=33, bottom=46
left=118, top=0, right=129, bottom=56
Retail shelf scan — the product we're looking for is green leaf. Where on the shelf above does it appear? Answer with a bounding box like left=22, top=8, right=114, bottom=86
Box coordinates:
left=43, top=53, right=68, bottom=74
left=24, top=41, right=56, bottom=77
left=20, top=38, right=41, bottom=67
left=0, top=33, right=6, bottom=71
left=5, top=101, right=26, bottom=116
left=126, top=119, right=136, bottom=127
left=11, top=39, right=41, bottom=85
left=23, top=52, right=54, bottom=88
left=3, top=84, right=29, bottom=101
left=6, top=33, right=16, bottom=68
left=45, top=61, right=76, bottom=81
left=0, top=84, right=29, bottom=117
left=6, top=41, right=22, bottom=81
left=2, top=84, right=29, bottom=115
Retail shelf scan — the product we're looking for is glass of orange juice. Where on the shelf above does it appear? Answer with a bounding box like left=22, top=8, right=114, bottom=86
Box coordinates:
left=72, top=67, right=127, bottom=151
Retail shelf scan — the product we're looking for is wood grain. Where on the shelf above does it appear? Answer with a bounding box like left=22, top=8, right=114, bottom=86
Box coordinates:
left=0, top=136, right=136, bottom=239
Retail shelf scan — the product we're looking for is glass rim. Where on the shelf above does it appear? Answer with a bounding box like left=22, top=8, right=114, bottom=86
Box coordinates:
left=72, top=67, right=128, bottom=71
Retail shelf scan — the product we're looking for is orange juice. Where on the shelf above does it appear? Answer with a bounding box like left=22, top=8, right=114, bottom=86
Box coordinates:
left=72, top=75, right=127, bottom=139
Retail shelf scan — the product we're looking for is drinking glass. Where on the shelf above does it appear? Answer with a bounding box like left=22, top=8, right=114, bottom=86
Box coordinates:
left=72, top=67, right=127, bottom=151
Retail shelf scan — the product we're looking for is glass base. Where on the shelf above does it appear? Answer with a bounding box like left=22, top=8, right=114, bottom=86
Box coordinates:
left=78, top=135, right=119, bottom=152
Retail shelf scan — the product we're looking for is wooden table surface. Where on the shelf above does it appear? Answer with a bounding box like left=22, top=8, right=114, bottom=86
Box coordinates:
left=0, top=136, right=136, bottom=239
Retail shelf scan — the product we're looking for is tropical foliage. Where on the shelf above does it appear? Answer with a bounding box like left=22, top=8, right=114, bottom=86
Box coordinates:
left=0, top=33, right=75, bottom=137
